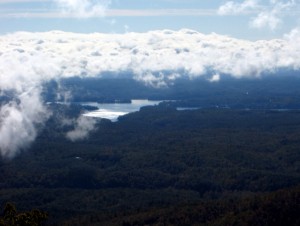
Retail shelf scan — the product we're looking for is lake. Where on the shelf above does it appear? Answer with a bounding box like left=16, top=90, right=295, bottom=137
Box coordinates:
left=79, top=101, right=298, bottom=122
left=82, top=99, right=162, bottom=121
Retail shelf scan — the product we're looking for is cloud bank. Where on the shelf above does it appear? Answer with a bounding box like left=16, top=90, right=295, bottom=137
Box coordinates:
left=1, top=29, right=300, bottom=157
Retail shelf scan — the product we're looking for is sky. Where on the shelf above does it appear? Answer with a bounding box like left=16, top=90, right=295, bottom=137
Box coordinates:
left=1, top=0, right=300, bottom=158
left=0, top=0, right=299, bottom=40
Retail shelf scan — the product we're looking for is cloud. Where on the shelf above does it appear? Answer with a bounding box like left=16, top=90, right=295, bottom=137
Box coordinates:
left=0, top=0, right=46, bottom=3
left=54, top=0, right=111, bottom=18
left=250, top=10, right=282, bottom=30
left=1, top=29, right=300, bottom=157
left=218, top=0, right=259, bottom=15
left=250, top=0, right=296, bottom=30
left=66, top=115, right=97, bottom=141
left=107, top=9, right=216, bottom=17
left=218, top=0, right=298, bottom=30
left=0, top=88, right=49, bottom=158
left=209, top=74, right=220, bottom=83
left=0, top=9, right=217, bottom=19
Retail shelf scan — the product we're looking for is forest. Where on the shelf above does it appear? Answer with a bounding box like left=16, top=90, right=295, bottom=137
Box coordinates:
left=0, top=76, right=300, bottom=225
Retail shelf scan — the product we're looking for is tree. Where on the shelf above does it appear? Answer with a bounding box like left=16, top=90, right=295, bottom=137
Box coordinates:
left=0, top=203, right=48, bottom=226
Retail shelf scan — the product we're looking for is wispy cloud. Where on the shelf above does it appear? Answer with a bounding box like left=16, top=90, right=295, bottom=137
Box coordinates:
left=0, top=0, right=48, bottom=3
left=218, top=0, right=299, bottom=30
left=0, top=8, right=217, bottom=18
left=250, top=0, right=296, bottom=30
left=0, top=0, right=111, bottom=18
left=218, top=0, right=259, bottom=15
left=66, top=115, right=98, bottom=142
left=0, top=0, right=216, bottom=18
left=0, top=88, right=50, bottom=158
left=53, top=0, right=111, bottom=18
left=107, top=9, right=216, bottom=17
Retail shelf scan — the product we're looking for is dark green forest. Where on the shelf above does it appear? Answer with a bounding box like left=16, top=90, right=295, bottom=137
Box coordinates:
left=1, top=104, right=300, bottom=225
left=1, top=77, right=300, bottom=225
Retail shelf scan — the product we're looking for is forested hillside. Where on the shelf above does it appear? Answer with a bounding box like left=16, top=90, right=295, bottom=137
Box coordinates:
left=0, top=103, right=299, bottom=225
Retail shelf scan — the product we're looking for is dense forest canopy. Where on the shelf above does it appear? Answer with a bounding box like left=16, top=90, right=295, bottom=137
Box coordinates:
left=0, top=76, right=300, bottom=225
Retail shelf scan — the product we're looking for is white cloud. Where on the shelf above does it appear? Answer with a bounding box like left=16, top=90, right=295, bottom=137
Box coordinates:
left=1, top=28, right=300, bottom=87
left=0, top=9, right=217, bottom=19
left=0, top=88, right=49, bottom=158
left=0, top=0, right=47, bottom=3
left=209, top=74, right=220, bottom=82
left=66, top=115, right=97, bottom=141
left=54, top=0, right=111, bottom=18
left=251, top=0, right=296, bottom=30
left=106, top=9, right=216, bottom=17
left=250, top=11, right=282, bottom=30
left=218, top=0, right=298, bottom=30
left=218, top=0, right=259, bottom=15
left=1, top=29, right=300, bottom=157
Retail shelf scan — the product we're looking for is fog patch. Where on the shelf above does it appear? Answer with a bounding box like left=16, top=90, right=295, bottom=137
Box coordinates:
left=66, top=115, right=98, bottom=142
left=0, top=88, right=49, bottom=158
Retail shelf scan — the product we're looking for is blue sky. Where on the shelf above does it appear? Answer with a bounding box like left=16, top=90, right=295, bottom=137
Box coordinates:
left=0, top=0, right=299, bottom=40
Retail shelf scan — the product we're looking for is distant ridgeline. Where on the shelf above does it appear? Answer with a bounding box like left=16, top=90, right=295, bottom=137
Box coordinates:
left=42, top=71, right=300, bottom=109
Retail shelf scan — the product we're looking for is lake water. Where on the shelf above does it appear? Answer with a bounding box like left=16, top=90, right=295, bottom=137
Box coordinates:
left=82, top=99, right=162, bottom=121
left=79, top=100, right=299, bottom=122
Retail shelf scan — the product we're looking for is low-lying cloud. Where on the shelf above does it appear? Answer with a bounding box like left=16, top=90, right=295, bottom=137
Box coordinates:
left=66, top=115, right=98, bottom=142
left=0, top=88, right=49, bottom=158
left=1, top=29, right=300, bottom=157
